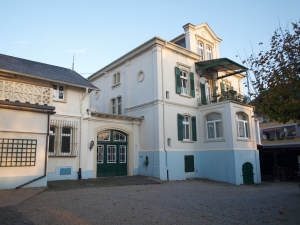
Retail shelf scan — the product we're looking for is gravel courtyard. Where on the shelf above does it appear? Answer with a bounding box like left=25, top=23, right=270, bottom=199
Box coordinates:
left=0, top=179, right=299, bottom=225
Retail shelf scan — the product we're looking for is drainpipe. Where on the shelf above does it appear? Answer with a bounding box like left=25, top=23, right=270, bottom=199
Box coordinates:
left=16, top=112, right=50, bottom=189
left=161, top=41, right=169, bottom=181
left=78, top=87, right=89, bottom=179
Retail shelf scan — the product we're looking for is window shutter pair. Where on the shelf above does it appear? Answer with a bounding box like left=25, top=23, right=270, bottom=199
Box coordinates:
left=177, top=114, right=197, bottom=141
left=175, top=67, right=195, bottom=97
left=200, top=83, right=207, bottom=105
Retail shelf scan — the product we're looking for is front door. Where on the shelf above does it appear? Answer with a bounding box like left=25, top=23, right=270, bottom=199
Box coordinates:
left=242, top=162, right=254, bottom=184
left=97, top=130, right=128, bottom=177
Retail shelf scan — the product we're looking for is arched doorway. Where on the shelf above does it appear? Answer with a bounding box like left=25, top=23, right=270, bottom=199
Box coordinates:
left=242, top=162, right=254, bottom=184
left=97, top=130, right=128, bottom=177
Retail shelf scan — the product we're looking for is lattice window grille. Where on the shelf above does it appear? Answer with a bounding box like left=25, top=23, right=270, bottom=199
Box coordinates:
left=0, top=139, right=37, bottom=167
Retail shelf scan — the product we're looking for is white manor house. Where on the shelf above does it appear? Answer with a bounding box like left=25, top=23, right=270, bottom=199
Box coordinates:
left=0, top=23, right=261, bottom=189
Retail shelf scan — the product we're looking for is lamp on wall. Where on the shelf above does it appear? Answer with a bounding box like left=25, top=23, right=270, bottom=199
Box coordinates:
left=89, top=140, right=94, bottom=150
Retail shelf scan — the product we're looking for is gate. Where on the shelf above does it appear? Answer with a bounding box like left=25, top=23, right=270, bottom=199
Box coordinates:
left=97, top=130, right=128, bottom=177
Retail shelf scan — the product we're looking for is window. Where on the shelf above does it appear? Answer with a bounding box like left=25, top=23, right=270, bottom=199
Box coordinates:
left=117, top=96, right=122, bottom=115
left=236, top=112, right=250, bottom=139
left=107, top=145, right=116, bottom=163
left=49, top=126, right=56, bottom=154
left=175, top=67, right=195, bottom=97
left=197, top=41, right=204, bottom=60
left=113, top=131, right=126, bottom=142
left=97, top=145, right=104, bottom=163
left=262, top=125, right=296, bottom=141
left=49, top=120, right=77, bottom=157
left=177, top=114, right=197, bottom=141
left=61, top=127, right=72, bottom=154
left=111, top=97, right=122, bottom=114
left=113, top=72, right=120, bottom=86
left=180, top=70, right=189, bottom=95
left=111, top=98, right=116, bottom=114
left=53, top=85, right=64, bottom=100
left=137, top=71, right=145, bottom=83
left=119, top=145, right=126, bottom=163
left=206, top=45, right=212, bottom=60
left=206, top=113, right=223, bottom=140
left=98, top=131, right=110, bottom=141
left=183, top=116, right=191, bottom=140
left=184, top=155, right=194, bottom=172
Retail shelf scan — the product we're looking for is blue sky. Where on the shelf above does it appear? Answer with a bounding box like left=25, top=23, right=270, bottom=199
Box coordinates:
left=0, top=0, right=299, bottom=78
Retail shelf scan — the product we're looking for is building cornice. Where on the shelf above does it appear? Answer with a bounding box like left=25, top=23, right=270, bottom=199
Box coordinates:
left=89, top=37, right=200, bottom=81
left=91, top=111, right=144, bottom=122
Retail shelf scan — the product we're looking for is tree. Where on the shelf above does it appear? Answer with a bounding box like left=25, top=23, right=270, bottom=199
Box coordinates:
left=245, top=20, right=300, bottom=123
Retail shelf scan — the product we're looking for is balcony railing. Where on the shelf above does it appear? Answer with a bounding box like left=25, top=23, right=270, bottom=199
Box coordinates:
left=199, top=89, right=250, bottom=106
left=0, top=80, right=52, bottom=106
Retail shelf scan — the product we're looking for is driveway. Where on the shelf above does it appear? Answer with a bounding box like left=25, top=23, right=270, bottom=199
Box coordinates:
left=0, top=178, right=299, bottom=225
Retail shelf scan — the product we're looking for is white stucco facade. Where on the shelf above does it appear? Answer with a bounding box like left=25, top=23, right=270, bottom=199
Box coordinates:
left=89, top=23, right=261, bottom=185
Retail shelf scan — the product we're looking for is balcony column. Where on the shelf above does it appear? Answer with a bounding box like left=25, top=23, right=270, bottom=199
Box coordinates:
left=211, top=71, right=218, bottom=102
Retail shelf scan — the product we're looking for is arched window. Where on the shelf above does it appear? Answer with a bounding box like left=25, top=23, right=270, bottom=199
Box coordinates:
left=197, top=41, right=204, bottom=60
left=236, top=112, right=250, bottom=138
left=206, top=45, right=212, bottom=60
left=206, top=113, right=223, bottom=139
left=113, top=131, right=126, bottom=142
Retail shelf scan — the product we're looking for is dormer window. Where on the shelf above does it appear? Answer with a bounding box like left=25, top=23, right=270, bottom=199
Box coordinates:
left=206, top=45, right=212, bottom=60
left=197, top=41, right=204, bottom=60
left=113, top=72, right=120, bottom=87
left=53, top=85, right=64, bottom=101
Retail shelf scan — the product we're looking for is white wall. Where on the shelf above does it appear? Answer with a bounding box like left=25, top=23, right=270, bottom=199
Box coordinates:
left=0, top=109, right=48, bottom=189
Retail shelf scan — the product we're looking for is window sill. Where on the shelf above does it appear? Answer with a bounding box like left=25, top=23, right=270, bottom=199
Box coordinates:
left=204, top=138, right=225, bottom=143
left=179, top=93, right=192, bottom=98
left=237, top=138, right=251, bottom=142
left=49, top=155, right=77, bottom=158
left=53, top=99, right=66, bottom=103
left=112, top=83, right=121, bottom=88
left=181, top=140, right=195, bottom=143
left=185, top=171, right=195, bottom=173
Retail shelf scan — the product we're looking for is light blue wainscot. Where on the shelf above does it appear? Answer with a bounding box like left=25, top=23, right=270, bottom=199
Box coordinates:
left=138, top=150, right=261, bottom=185
left=0, top=175, right=47, bottom=189
left=47, top=167, right=94, bottom=181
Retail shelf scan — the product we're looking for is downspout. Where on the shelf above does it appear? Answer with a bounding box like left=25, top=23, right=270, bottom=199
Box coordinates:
left=161, top=41, right=169, bottom=181
left=78, top=87, right=89, bottom=179
left=16, top=112, right=50, bottom=189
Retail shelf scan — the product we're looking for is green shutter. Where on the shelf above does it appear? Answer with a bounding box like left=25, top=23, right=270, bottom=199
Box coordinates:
left=184, top=155, right=195, bottom=172
left=220, top=82, right=225, bottom=93
left=200, top=83, right=207, bottom=105
left=177, top=114, right=183, bottom=141
left=192, top=116, right=197, bottom=141
left=175, top=67, right=181, bottom=94
left=190, top=72, right=195, bottom=97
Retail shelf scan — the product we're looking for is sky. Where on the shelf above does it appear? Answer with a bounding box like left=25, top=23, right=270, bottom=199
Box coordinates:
left=0, top=0, right=299, bottom=78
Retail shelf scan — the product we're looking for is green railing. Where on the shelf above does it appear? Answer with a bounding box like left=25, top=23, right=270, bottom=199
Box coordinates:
left=201, top=89, right=250, bottom=105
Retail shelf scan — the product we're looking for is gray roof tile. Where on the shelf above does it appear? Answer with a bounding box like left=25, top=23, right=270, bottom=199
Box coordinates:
left=0, top=54, right=97, bottom=89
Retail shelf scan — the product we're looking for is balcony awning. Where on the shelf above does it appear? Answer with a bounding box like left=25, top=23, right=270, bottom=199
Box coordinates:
left=195, top=58, right=248, bottom=79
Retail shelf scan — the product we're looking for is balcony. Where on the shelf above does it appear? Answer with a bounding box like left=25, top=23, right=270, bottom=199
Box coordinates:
left=0, top=79, right=52, bottom=106
left=198, top=88, right=250, bottom=106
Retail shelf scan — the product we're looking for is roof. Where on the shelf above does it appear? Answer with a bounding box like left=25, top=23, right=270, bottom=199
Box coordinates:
left=0, top=100, right=55, bottom=114
left=195, top=58, right=247, bottom=79
left=0, top=54, right=97, bottom=89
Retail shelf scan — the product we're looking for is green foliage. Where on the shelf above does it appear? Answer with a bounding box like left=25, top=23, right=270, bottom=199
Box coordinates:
left=245, top=20, right=300, bottom=123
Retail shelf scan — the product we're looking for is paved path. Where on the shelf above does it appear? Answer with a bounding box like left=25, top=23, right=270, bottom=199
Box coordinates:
left=0, top=179, right=299, bottom=225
